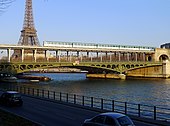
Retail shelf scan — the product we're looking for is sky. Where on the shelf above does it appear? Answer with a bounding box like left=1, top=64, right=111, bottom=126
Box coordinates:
left=0, top=0, right=170, bottom=48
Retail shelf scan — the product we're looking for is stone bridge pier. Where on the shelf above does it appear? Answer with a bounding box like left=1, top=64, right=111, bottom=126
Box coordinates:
left=162, top=60, right=170, bottom=78
left=154, top=48, right=170, bottom=61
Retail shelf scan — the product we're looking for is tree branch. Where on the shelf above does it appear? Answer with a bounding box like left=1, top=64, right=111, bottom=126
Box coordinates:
left=0, top=0, right=15, bottom=14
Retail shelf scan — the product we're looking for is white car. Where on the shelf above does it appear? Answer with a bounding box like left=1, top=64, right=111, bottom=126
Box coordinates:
left=82, top=112, right=135, bottom=126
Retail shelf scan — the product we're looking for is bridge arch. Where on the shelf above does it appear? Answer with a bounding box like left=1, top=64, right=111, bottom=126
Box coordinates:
left=154, top=48, right=170, bottom=61
left=0, top=61, right=162, bottom=76
left=148, top=55, right=152, bottom=61
left=131, top=65, right=134, bottom=68
left=126, top=65, right=130, bottom=69
left=107, top=65, right=111, bottom=68
left=101, top=65, right=106, bottom=67
left=159, top=54, right=169, bottom=61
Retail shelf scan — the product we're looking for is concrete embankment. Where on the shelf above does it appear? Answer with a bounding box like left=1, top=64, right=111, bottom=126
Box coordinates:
left=86, top=74, right=126, bottom=80
left=126, top=74, right=169, bottom=79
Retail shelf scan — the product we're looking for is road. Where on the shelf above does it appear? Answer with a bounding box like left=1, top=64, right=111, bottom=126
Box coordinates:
left=0, top=94, right=161, bottom=126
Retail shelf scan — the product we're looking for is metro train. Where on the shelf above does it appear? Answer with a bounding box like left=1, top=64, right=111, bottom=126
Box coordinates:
left=43, top=41, right=155, bottom=51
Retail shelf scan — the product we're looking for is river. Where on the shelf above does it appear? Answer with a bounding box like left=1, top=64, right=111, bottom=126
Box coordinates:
left=0, top=73, right=170, bottom=108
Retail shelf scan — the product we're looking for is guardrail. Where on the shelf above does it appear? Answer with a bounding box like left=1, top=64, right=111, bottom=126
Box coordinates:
left=7, top=85, right=170, bottom=123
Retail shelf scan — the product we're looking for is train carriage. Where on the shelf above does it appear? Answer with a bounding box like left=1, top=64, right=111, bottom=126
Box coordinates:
left=43, top=41, right=72, bottom=48
left=72, top=42, right=97, bottom=48
left=43, top=41, right=155, bottom=51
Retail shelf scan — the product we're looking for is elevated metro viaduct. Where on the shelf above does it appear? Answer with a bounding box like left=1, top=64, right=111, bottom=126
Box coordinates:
left=0, top=44, right=170, bottom=79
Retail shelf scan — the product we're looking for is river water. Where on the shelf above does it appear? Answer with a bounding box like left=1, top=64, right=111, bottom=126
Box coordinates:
left=1, top=73, right=170, bottom=108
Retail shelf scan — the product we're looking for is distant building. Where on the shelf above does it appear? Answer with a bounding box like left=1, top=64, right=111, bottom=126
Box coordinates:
left=160, top=43, right=170, bottom=48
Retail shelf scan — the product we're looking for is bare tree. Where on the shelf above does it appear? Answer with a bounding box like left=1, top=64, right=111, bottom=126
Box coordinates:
left=0, top=0, right=15, bottom=14
left=0, top=0, right=48, bottom=15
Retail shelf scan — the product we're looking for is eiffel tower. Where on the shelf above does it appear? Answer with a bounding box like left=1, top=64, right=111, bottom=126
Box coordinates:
left=13, top=0, right=41, bottom=59
left=18, top=0, right=40, bottom=46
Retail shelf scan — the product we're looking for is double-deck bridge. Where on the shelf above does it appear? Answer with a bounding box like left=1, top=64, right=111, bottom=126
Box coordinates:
left=0, top=42, right=170, bottom=79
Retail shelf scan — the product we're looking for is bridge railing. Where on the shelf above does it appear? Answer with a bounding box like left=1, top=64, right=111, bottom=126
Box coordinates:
left=7, top=85, right=170, bottom=123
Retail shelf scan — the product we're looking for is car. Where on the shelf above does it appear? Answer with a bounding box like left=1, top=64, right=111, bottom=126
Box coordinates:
left=82, top=112, right=135, bottom=126
left=0, top=91, right=23, bottom=107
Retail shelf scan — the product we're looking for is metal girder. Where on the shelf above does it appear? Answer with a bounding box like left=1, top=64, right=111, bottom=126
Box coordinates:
left=0, top=61, right=162, bottom=75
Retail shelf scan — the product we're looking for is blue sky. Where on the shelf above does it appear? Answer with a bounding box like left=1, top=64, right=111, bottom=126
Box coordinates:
left=0, top=0, right=170, bottom=47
